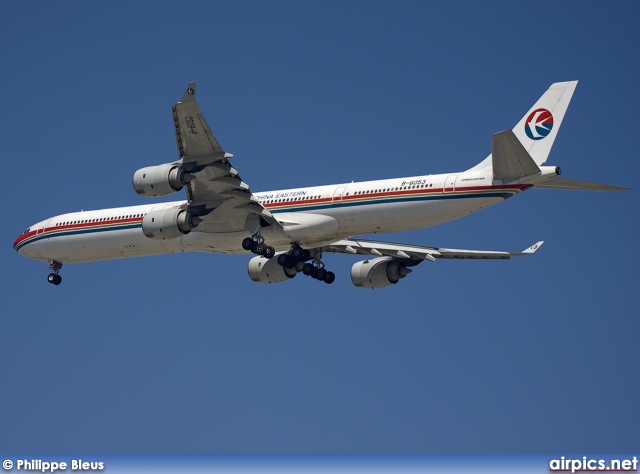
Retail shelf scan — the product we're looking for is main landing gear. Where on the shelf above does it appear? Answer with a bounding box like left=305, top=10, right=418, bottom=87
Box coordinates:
left=242, top=232, right=275, bottom=259
left=277, top=244, right=336, bottom=285
left=47, top=259, right=63, bottom=286
left=242, top=232, right=336, bottom=285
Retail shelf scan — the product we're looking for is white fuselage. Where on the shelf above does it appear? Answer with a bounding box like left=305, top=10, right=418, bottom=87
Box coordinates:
left=14, top=168, right=530, bottom=264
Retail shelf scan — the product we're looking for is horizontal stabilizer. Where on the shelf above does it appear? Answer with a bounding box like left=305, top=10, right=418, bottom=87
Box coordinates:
left=492, top=130, right=541, bottom=180
left=535, top=177, right=629, bottom=192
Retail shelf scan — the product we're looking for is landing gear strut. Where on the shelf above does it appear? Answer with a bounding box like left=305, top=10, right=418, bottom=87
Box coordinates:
left=47, top=259, right=63, bottom=286
left=242, top=230, right=275, bottom=259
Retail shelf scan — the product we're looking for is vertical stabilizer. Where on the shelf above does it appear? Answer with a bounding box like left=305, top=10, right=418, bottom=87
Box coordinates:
left=511, top=81, right=577, bottom=166
left=468, top=81, right=578, bottom=171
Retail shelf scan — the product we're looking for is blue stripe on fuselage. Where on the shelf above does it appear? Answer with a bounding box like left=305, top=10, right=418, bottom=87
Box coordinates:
left=15, top=223, right=141, bottom=252
left=267, top=191, right=515, bottom=213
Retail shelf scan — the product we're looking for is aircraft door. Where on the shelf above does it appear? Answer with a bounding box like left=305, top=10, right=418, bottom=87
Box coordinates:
left=36, top=219, right=51, bottom=236
left=443, top=175, right=458, bottom=193
left=332, top=187, right=346, bottom=204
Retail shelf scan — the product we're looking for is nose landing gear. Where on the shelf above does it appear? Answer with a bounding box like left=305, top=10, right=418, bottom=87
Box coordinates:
left=47, top=259, right=63, bottom=286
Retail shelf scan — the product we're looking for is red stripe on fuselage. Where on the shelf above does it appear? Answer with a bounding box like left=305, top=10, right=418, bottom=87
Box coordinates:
left=261, top=184, right=530, bottom=210
left=14, top=217, right=143, bottom=250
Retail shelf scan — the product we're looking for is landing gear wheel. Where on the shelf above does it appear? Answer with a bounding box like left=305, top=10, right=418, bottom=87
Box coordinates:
left=292, top=246, right=304, bottom=259
left=256, top=242, right=267, bottom=255
left=323, top=271, right=336, bottom=284
left=277, top=254, right=288, bottom=266
left=302, top=263, right=314, bottom=275
left=264, top=246, right=275, bottom=259
left=316, top=268, right=328, bottom=281
left=242, top=237, right=254, bottom=251
left=47, top=273, right=62, bottom=285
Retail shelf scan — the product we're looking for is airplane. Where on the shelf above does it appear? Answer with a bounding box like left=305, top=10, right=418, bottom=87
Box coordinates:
left=13, top=81, right=628, bottom=288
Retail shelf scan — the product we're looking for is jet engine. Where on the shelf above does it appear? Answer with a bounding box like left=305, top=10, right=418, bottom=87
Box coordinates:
left=350, top=257, right=414, bottom=289
left=133, top=163, right=193, bottom=197
left=141, top=208, right=202, bottom=240
left=248, top=255, right=298, bottom=283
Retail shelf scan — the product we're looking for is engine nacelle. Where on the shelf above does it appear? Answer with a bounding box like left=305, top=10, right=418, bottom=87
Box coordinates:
left=141, top=208, right=201, bottom=240
left=133, top=163, right=193, bottom=197
left=248, top=255, right=298, bottom=284
left=350, top=257, right=413, bottom=289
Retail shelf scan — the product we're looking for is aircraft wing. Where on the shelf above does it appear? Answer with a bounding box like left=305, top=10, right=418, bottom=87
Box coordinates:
left=324, top=238, right=544, bottom=261
left=172, top=83, right=280, bottom=232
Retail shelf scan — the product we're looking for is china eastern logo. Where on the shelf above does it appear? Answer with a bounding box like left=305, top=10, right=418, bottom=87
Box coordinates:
left=525, top=108, right=553, bottom=140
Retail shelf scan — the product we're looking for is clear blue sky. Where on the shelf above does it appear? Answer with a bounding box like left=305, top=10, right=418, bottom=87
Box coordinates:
left=1, top=1, right=638, bottom=453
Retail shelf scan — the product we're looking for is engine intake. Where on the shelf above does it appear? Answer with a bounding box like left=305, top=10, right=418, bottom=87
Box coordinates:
left=142, top=208, right=202, bottom=240
left=133, top=163, right=193, bottom=197
left=350, top=257, right=413, bottom=289
left=248, top=255, right=298, bottom=283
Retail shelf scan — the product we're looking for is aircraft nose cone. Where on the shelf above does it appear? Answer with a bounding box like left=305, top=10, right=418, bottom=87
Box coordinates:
left=13, top=235, right=21, bottom=252
left=14, top=230, right=33, bottom=254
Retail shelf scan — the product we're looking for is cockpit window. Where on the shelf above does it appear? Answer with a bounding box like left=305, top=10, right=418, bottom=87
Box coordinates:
left=23, top=228, right=30, bottom=234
